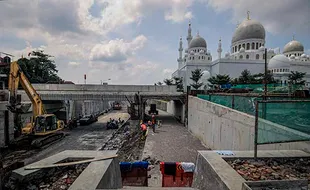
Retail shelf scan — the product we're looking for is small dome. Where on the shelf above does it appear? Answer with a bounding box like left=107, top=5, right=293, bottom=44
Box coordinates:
left=199, top=50, right=205, bottom=54
left=290, top=54, right=295, bottom=59
left=259, top=46, right=265, bottom=51
left=283, top=40, right=304, bottom=54
left=269, top=54, right=290, bottom=68
left=232, top=19, right=265, bottom=43
left=190, top=50, right=194, bottom=55
left=225, top=52, right=230, bottom=57
left=201, top=70, right=211, bottom=82
left=301, top=54, right=307, bottom=58
left=189, top=34, right=207, bottom=49
left=240, top=47, right=245, bottom=53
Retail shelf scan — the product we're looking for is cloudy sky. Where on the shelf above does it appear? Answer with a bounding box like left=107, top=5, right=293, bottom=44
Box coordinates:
left=1, top=0, right=309, bottom=84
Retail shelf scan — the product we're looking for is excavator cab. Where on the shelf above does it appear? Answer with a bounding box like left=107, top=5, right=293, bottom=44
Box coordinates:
left=34, top=114, right=58, bottom=134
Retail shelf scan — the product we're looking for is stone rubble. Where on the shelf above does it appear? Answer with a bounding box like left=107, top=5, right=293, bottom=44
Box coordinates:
left=227, top=158, right=310, bottom=182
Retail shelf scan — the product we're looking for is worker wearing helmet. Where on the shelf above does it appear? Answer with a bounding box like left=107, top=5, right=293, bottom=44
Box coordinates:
left=141, top=123, right=147, bottom=140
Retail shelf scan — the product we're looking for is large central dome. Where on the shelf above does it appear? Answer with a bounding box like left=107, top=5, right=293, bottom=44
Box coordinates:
left=189, top=34, right=207, bottom=49
left=232, top=19, right=265, bottom=43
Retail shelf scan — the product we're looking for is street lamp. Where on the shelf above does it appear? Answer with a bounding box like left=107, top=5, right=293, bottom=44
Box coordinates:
left=101, top=78, right=111, bottom=84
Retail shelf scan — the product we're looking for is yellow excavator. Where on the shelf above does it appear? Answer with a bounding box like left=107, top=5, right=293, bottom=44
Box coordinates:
left=7, top=60, right=65, bottom=148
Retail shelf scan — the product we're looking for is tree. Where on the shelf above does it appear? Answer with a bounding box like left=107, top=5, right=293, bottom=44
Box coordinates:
left=157, top=81, right=163, bottom=86
left=0, top=50, right=63, bottom=85
left=207, top=74, right=231, bottom=85
left=173, top=77, right=184, bottom=92
left=163, top=78, right=173, bottom=85
left=190, top=69, right=203, bottom=90
left=288, top=71, right=306, bottom=85
left=238, top=69, right=254, bottom=84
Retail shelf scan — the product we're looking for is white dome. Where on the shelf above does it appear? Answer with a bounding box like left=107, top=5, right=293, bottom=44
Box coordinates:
left=301, top=54, right=307, bottom=58
left=199, top=50, right=205, bottom=54
left=290, top=54, right=295, bottom=59
left=225, top=52, right=230, bottom=57
left=259, top=46, right=265, bottom=51
left=232, top=19, right=265, bottom=43
left=189, top=34, right=207, bottom=48
left=307, top=55, right=310, bottom=59
left=190, top=50, right=194, bottom=55
left=283, top=40, right=304, bottom=54
left=269, top=54, right=290, bottom=68
left=201, top=70, right=211, bottom=83
left=239, top=47, right=245, bottom=53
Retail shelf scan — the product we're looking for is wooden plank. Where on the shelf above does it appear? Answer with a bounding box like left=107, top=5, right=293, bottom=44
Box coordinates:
left=24, top=154, right=118, bottom=170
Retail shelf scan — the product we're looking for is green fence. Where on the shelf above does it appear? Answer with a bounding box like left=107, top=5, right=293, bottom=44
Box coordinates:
left=197, top=94, right=310, bottom=146
left=230, top=84, right=304, bottom=94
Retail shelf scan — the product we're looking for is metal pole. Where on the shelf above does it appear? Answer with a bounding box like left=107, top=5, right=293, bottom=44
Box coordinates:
left=254, top=101, right=259, bottom=159
left=264, top=48, right=268, bottom=98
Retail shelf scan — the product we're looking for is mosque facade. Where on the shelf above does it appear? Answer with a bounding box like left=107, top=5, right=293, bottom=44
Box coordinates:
left=172, top=12, right=310, bottom=90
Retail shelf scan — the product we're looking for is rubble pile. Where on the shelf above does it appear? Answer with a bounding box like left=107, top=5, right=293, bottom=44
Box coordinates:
left=227, top=158, right=310, bottom=181
left=5, top=163, right=88, bottom=190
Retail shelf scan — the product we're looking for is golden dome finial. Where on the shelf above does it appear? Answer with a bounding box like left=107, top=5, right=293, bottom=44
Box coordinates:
left=247, top=11, right=250, bottom=20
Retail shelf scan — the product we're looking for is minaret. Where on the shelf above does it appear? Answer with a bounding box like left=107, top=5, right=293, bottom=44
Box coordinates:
left=217, top=38, right=222, bottom=59
left=186, top=21, right=192, bottom=46
left=178, top=36, right=183, bottom=68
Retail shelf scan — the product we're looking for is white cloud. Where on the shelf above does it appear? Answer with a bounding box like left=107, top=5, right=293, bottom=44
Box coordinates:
left=68, top=61, right=81, bottom=66
left=89, top=35, right=147, bottom=62
left=201, top=0, right=310, bottom=35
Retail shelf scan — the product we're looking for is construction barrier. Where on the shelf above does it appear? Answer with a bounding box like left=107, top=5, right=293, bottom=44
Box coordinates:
left=160, top=162, right=195, bottom=187
left=120, top=161, right=149, bottom=186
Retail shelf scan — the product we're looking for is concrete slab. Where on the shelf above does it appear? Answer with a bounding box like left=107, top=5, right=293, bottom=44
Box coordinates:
left=12, top=150, right=122, bottom=190
left=193, top=150, right=310, bottom=190
left=242, top=180, right=308, bottom=190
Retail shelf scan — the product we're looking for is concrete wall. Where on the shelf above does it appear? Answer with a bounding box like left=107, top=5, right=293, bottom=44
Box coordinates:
left=167, top=100, right=185, bottom=123
left=188, top=96, right=310, bottom=152
left=147, top=100, right=168, bottom=111
left=0, top=103, right=14, bottom=147
left=31, top=84, right=178, bottom=92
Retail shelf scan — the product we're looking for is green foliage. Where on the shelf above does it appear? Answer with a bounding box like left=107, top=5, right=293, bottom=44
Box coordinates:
left=207, top=74, right=231, bottom=85
left=232, top=69, right=276, bottom=84
left=156, top=81, right=163, bottom=86
left=288, top=71, right=306, bottom=85
left=173, top=76, right=184, bottom=92
left=190, top=69, right=203, bottom=90
left=163, top=78, right=173, bottom=85
left=0, top=50, right=63, bottom=85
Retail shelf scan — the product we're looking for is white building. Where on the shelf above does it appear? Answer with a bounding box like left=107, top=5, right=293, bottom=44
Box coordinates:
left=172, top=12, right=310, bottom=89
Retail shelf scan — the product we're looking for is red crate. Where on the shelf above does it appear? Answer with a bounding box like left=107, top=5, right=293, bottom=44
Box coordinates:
left=160, top=162, right=194, bottom=187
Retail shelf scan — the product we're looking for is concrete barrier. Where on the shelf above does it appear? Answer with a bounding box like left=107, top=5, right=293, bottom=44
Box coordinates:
left=188, top=96, right=310, bottom=152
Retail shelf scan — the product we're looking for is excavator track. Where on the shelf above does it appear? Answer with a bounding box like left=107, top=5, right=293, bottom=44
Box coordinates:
left=31, top=132, right=65, bottom=148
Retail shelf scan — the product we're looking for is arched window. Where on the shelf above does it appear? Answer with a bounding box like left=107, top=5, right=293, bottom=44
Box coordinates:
left=242, top=44, right=245, bottom=48
left=252, top=43, right=255, bottom=49
left=189, top=57, right=191, bottom=60
left=259, top=43, right=261, bottom=47
left=256, top=43, right=259, bottom=49
left=239, top=55, right=243, bottom=59
left=280, top=69, right=282, bottom=72
left=284, top=80, right=287, bottom=84
left=198, top=56, right=200, bottom=59
left=208, top=57, right=210, bottom=60
left=263, top=53, right=265, bottom=59
left=277, top=69, right=279, bottom=72
left=193, top=57, right=194, bottom=60
left=246, top=54, right=249, bottom=59
left=238, top=44, right=241, bottom=50
left=246, top=43, right=250, bottom=50
left=256, top=54, right=259, bottom=59
left=235, top=46, right=237, bottom=52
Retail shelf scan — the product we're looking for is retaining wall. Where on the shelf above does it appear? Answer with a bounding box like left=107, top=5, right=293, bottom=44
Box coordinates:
left=188, top=96, right=310, bottom=152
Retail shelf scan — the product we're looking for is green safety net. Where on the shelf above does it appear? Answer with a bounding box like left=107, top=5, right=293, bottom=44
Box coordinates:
left=231, top=84, right=304, bottom=94
left=257, top=101, right=310, bottom=144
left=197, top=94, right=310, bottom=144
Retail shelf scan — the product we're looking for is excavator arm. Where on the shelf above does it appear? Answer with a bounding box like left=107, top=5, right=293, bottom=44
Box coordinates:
left=7, top=61, right=46, bottom=116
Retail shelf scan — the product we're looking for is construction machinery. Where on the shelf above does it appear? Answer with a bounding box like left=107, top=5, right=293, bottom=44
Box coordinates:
left=6, top=60, right=65, bottom=148
left=113, top=102, right=122, bottom=110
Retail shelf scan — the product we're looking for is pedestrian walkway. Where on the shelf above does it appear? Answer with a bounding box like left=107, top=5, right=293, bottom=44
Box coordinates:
left=142, top=110, right=209, bottom=187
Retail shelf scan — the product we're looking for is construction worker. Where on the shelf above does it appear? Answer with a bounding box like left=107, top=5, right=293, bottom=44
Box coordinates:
left=140, top=123, right=147, bottom=140
left=151, top=115, right=156, bottom=133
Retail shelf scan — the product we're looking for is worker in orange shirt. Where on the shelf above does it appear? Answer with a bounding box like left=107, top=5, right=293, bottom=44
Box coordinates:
left=140, top=123, right=147, bottom=140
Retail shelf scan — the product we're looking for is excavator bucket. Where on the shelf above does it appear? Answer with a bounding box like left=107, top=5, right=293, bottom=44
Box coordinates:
left=7, top=103, right=31, bottom=113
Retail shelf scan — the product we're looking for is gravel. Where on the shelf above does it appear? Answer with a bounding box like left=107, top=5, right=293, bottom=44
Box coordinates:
left=226, top=158, right=310, bottom=182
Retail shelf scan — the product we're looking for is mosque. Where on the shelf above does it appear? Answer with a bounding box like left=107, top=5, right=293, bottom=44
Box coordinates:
left=171, top=12, right=310, bottom=90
